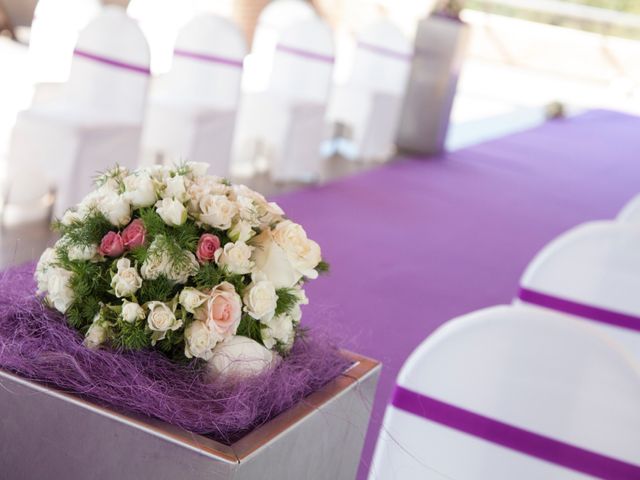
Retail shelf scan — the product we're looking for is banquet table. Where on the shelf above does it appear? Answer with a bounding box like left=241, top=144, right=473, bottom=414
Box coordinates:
left=273, top=109, right=640, bottom=480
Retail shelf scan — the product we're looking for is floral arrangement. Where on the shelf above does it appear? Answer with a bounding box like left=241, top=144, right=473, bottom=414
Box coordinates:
left=34, top=163, right=327, bottom=376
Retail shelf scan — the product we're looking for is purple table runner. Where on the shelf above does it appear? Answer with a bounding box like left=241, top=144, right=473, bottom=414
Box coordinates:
left=273, top=110, right=640, bottom=479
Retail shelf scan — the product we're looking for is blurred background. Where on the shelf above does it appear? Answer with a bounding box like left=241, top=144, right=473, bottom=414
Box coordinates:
left=0, top=0, right=639, bottom=265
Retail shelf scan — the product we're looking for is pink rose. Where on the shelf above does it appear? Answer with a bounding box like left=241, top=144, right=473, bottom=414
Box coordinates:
left=99, top=231, right=124, bottom=257
left=197, top=282, right=241, bottom=339
left=196, top=233, right=221, bottom=263
left=122, top=219, right=146, bottom=250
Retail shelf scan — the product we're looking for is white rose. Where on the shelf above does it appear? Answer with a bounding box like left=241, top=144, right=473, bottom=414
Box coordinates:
left=162, top=175, right=187, bottom=201
left=84, top=319, right=108, bottom=349
left=250, top=229, right=300, bottom=288
left=243, top=273, right=277, bottom=323
left=140, top=250, right=170, bottom=280
left=179, top=287, right=208, bottom=314
left=206, top=336, right=279, bottom=379
left=67, top=243, right=99, bottom=262
left=261, top=313, right=295, bottom=350
left=147, top=165, right=171, bottom=183
left=124, top=172, right=157, bottom=208
left=99, top=191, right=131, bottom=227
left=166, top=251, right=199, bottom=284
left=186, top=162, right=209, bottom=178
left=228, top=220, right=255, bottom=243
left=272, top=221, right=321, bottom=280
left=60, top=209, right=81, bottom=226
left=147, top=301, right=182, bottom=344
left=35, top=247, right=58, bottom=293
left=111, top=258, right=142, bottom=298
left=199, top=194, right=237, bottom=230
left=214, top=241, right=254, bottom=275
left=155, top=198, right=187, bottom=226
left=122, top=301, right=145, bottom=323
left=184, top=321, right=219, bottom=360
left=47, top=267, right=75, bottom=313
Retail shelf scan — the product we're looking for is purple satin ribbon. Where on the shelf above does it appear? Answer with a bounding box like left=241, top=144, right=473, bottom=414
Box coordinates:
left=392, top=385, right=640, bottom=479
left=276, top=44, right=334, bottom=64
left=173, top=49, right=243, bottom=69
left=518, top=287, right=640, bottom=333
left=357, top=41, right=412, bottom=62
left=73, top=49, right=151, bottom=75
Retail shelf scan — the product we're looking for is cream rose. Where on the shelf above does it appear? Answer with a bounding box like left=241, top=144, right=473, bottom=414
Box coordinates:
left=206, top=335, right=279, bottom=379
left=84, top=318, right=108, bottom=349
left=228, top=220, right=256, bottom=243
left=196, top=282, right=242, bottom=339
left=166, top=251, right=199, bottom=284
left=147, top=301, right=182, bottom=344
left=214, top=242, right=254, bottom=275
left=199, top=194, right=237, bottom=230
left=250, top=229, right=300, bottom=288
left=155, top=198, right=187, bottom=226
left=122, top=301, right=145, bottom=323
left=261, top=313, right=295, bottom=350
left=99, top=191, right=131, bottom=227
left=243, top=273, right=277, bottom=323
left=162, top=175, right=187, bottom=201
left=124, top=171, right=157, bottom=208
left=47, top=267, right=75, bottom=313
left=111, top=258, right=142, bottom=298
left=184, top=321, right=219, bottom=360
left=140, top=250, right=170, bottom=280
left=272, top=220, right=321, bottom=280
left=67, top=243, right=99, bottom=262
left=179, top=287, right=208, bottom=314
left=35, top=247, right=58, bottom=293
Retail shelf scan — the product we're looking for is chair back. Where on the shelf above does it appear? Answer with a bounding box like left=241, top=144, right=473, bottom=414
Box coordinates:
left=518, top=220, right=640, bottom=356
left=27, top=0, right=100, bottom=83
left=268, top=17, right=334, bottom=105
left=64, top=6, right=150, bottom=123
left=164, top=14, right=246, bottom=110
left=617, top=193, right=640, bottom=224
left=370, top=304, right=640, bottom=479
left=245, top=0, right=315, bottom=91
left=349, top=19, right=412, bottom=95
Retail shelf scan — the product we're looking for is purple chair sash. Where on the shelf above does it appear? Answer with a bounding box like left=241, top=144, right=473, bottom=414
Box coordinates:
left=392, top=385, right=640, bottom=479
left=173, top=49, right=243, bottom=69
left=518, top=287, right=640, bottom=333
left=357, top=41, right=412, bottom=62
left=73, top=49, right=151, bottom=75
left=276, top=44, right=334, bottom=64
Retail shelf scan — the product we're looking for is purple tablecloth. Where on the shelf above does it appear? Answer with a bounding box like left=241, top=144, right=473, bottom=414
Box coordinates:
left=274, top=110, right=640, bottom=479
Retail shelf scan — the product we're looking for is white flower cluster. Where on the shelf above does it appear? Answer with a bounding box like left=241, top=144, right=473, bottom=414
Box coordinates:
left=35, top=163, right=325, bottom=377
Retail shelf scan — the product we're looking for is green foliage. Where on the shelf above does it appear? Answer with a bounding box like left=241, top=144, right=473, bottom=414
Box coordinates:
left=193, top=263, right=246, bottom=292
left=65, top=297, right=102, bottom=330
left=54, top=211, right=113, bottom=247
left=237, top=314, right=263, bottom=344
left=275, top=288, right=298, bottom=316
left=138, top=275, right=178, bottom=304
left=155, top=328, right=188, bottom=362
left=111, top=320, right=151, bottom=350
left=315, top=260, right=330, bottom=274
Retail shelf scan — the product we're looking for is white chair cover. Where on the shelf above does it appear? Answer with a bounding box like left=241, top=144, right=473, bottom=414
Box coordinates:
left=328, top=19, right=412, bottom=161
left=518, top=220, right=640, bottom=359
left=141, top=14, right=246, bottom=174
left=127, top=0, right=197, bottom=75
left=27, top=0, right=101, bottom=84
left=233, top=15, right=333, bottom=182
left=7, top=6, right=150, bottom=219
left=370, top=304, right=640, bottom=479
left=617, top=193, right=640, bottom=224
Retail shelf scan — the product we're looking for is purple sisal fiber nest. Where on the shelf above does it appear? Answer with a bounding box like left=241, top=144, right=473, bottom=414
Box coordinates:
left=0, top=262, right=350, bottom=444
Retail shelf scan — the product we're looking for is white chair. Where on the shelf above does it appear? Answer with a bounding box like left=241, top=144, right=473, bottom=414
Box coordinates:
left=370, top=304, right=640, bottom=479
left=126, top=0, right=197, bottom=75
left=328, top=19, right=412, bottom=162
left=141, top=14, right=246, bottom=174
left=233, top=15, right=333, bottom=182
left=7, top=6, right=150, bottom=219
left=518, top=220, right=640, bottom=359
left=27, top=0, right=100, bottom=85
left=617, top=194, right=640, bottom=224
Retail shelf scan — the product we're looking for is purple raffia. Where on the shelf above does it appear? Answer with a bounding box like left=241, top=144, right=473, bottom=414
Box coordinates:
left=0, top=262, right=350, bottom=444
